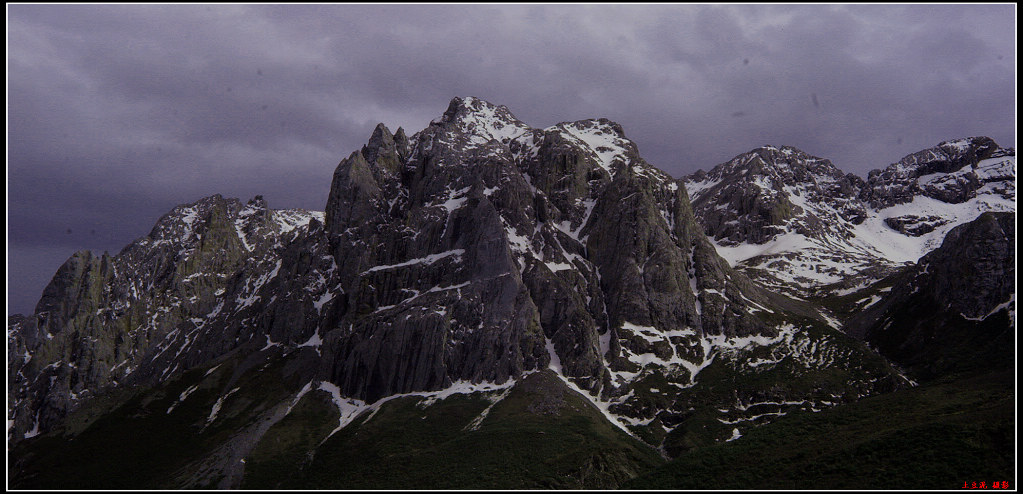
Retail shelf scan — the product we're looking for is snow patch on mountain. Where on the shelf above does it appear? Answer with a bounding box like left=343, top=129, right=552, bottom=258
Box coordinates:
left=685, top=140, right=1015, bottom=299
left=556, top=120, right=630, bottom=177
left=858, top=193, right=1015, bottom=263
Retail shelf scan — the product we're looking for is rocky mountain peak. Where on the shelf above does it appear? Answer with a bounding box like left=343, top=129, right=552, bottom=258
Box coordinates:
left=365, top=122, right=395, bottom=154
left=146, top=193, right=231, bottom=236
left=6, top=97, right=1011, bottom=490
left=683, top=144, right=868, bottom=252
left=8, top=193, right=326, bottom=442
left=936, top=136, right=1001, bottom=164
left=433, top=96, right=532, bottom=145
left=698, top=145, right=848, bottom=187
left=860, top=136, right=1013, bottom=209
left=544, top=118, right=649, bottom=180
left=359, top=123, right=409, bottom=175
left=308, top=97, right=906, bottom=435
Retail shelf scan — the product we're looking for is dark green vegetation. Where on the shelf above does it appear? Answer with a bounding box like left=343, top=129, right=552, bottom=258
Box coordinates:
left=624, top=370, right=1015, bottom=490
left=863, top=296, right=1014, bottom=382
left=8, top=365, right=665, bottom=489
left=8, top=351, right=307, bottom=489
left=243, top=370, right=664, bottom=489
left=632, top=316, right=908, bottom=458
left=11, top=356, right=1014, bottom=490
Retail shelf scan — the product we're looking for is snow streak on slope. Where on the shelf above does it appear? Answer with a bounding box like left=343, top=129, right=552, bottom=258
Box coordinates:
left=301, top=377, right=522, bottom=441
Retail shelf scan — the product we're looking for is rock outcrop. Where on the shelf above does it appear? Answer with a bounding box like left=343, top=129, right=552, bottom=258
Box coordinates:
left=843, top=212, right=1015, bottom=380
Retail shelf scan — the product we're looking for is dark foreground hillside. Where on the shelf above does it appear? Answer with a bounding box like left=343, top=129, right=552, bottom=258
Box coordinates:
left=8, top=366, right=665, bottom=489
left=624, top=369, right=1015, bottom=490
left=11, top=367, right=1012, bottom=489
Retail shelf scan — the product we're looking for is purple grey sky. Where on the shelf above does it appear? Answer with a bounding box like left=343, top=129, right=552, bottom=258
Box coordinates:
left=7, top=4, right=1016, bottom=315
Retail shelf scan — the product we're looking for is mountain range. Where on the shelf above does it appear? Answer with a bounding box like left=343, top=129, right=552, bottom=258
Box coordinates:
left=7, top=97, right=1015, bottom=489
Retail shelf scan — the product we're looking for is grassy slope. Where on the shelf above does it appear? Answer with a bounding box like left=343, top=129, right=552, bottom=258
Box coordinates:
left=11, top=350, right=1011, bottom=490
left=650, top=317, right=907, bottom=458
left=243, top=370, right=665, bottom=489
left=7, top=351, right=305, bottom=489
left=9, top=364, right=664, bottom=490
left=624, top=369, right=1015, bottom=490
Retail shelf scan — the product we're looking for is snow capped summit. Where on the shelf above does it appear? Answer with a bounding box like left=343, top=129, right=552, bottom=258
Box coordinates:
left=550, top=118, right=634, bottom=178
left=696, top=144, right=847, bottom=183
left=856, top=137, right=1014, bottom=260
left=431, top=96, right=532, bottom=147
left=140, top=194, right=322, bottom=255
left=687, top=145, right=868, bottom=240
left=425, top=96, right=661, bottom=184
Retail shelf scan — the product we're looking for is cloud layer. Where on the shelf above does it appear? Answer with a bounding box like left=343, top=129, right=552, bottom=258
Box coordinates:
left=7, top=4, right=1016, bottom=314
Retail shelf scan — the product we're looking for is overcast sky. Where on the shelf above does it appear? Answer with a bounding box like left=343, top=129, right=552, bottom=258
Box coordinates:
left=6, top=4, right=1016, bottom=315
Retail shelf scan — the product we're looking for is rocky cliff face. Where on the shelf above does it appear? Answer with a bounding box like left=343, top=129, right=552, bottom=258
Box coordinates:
left=320, top=97, right=785, bottom=401
left=10, top=97, right=911, bottom=486
left=684, top=138, right=1015, bottom=301
left=7, top=194, right=327, bottom=440
left=843, top=212, right=1015, bottom=381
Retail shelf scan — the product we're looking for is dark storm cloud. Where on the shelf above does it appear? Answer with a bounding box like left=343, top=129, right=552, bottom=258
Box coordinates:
left=7, top=4, right=1016, bottom=314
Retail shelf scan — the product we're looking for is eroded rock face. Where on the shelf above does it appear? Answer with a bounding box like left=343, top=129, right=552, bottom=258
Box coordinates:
left=318, top=97, right=788, bottom=402
left=925, top=212, right=1015, bottom=319
left=884, top=215, right=949, bottom=237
